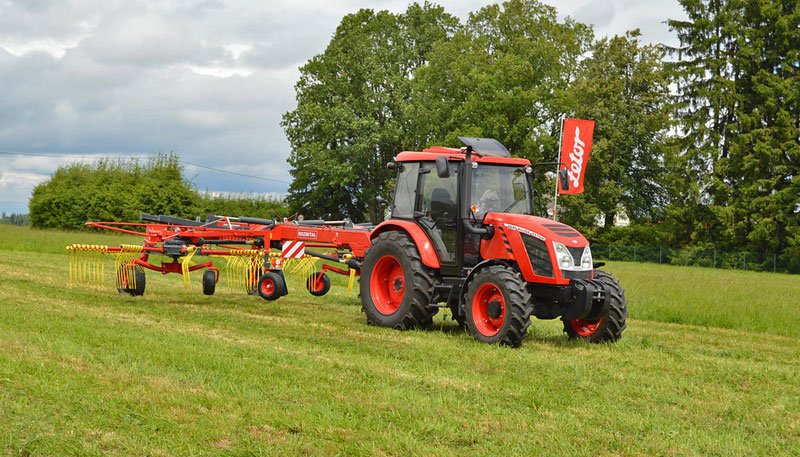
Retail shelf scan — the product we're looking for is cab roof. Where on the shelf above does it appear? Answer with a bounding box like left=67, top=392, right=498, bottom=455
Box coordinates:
left=395, top=147, right=531, bottom=166
left=395, top=136, right=531, bottom=166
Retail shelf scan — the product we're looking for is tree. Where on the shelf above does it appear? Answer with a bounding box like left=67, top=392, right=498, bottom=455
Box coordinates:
left=725, top=0, right=800, bottom=255
left=410, top=0, right=593, bottom=164
left=667, top=0, right=799, bottom=261
left=563, top=31, right=673, bottom=229
left=282, top=3, right=458, bottom=223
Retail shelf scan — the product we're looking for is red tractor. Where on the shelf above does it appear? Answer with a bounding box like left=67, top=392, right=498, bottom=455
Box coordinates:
left=359, top=137, right=627, bottom=346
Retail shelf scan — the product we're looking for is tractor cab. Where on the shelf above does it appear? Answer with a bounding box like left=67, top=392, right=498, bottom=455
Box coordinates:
left=387, top=137, right=543, bottom=276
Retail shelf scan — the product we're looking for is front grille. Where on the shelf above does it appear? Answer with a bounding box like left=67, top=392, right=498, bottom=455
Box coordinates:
left=567, top=246, right=585, bottom=265
left=521, top=234, right=554, bottom=277
left=563, top=270, right=591, bottom=280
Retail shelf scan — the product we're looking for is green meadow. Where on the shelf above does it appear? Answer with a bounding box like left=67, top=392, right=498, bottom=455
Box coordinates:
left=1, top=224, right=798, bottom=456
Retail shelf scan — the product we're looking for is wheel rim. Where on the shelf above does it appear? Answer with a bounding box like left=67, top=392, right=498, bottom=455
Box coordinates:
left=260, top=277, right=275, bottom=296
left=472, top=283, right=506, bottom=337
left=570, top=318, right=602, bottom=337
left=370, top=255, right=405, bottom=315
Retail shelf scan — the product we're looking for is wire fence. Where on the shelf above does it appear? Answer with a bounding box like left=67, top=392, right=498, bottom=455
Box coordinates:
left=592, top=244, right=798, bottom=275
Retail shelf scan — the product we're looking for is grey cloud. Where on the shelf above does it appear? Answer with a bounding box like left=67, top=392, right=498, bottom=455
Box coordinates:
left=573, top=0, right=616, bottom=30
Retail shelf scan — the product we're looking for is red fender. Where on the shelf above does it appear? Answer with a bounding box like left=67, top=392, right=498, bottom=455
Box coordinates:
left=370, top=220, right=441, bottom=269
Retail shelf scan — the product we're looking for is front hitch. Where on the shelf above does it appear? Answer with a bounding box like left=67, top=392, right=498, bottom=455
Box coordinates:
left=562, top=278, right=609, bottom=321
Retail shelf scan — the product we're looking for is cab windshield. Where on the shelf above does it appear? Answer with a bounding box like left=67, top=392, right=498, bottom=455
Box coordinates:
left=471, top=164, right=532, bottom=219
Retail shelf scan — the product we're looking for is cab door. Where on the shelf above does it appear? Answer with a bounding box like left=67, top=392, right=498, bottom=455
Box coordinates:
left=417, top=161, right=459, bottom=274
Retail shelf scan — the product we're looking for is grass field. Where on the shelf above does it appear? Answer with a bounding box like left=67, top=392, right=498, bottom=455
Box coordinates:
left=1, top=224, right=799, bottom=456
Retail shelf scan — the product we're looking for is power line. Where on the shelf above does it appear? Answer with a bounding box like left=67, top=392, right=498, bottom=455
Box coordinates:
left=183, top=162, right=291, bottom=185
left=0, top=150, right=291, bottom=185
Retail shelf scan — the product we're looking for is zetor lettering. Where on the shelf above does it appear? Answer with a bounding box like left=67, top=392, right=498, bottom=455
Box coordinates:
left=567, top=126, right=585, bottom=189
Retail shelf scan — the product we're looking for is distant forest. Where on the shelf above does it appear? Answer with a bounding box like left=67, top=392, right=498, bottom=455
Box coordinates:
left=0, top=212, right=30, bottom=226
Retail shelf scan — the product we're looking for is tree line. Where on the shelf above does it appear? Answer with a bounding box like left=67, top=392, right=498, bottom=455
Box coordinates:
left=283, top=0, right=799, bottom=271
left=0, top=212, right=30, bottom=226
left=29, top=153, right=288, bottom=230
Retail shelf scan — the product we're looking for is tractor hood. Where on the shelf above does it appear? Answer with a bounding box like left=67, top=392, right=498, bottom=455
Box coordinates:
left=483, top=213, right=589, bottom=247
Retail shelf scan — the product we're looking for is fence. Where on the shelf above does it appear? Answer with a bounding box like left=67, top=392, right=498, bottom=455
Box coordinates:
left=592, top=244, right=798, bottom=275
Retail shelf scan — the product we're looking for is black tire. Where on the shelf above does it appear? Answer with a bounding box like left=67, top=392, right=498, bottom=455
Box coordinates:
left=562, top=270, right=628, bottom=343
left=306, top=272, right=331, bottom=296
left=359, top=231, right=437, bottom=330
left=465, top=264, right=532, bottom=347
left=202, top=270, right=217, bottom=296
left=117, top=266, right=146, bottom=297
left=257, top=271, right=285, bottom=301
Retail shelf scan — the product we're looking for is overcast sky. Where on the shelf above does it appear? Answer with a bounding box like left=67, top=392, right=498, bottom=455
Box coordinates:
left=0, top=0, right=686, bottom=214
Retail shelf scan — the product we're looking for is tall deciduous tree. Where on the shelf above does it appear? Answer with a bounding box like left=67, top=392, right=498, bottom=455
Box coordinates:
left=410, top=0, right=593, bottom=163
left=282, top=3, right=458, bottom=222
left=563, top=31, right=673, bottom=229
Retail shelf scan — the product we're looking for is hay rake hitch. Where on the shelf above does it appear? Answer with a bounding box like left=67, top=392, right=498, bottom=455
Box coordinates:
left=67, top=213, right=372, bottom=299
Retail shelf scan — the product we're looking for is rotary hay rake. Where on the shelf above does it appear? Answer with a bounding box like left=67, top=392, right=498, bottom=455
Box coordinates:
left=66, top=213, right=372, bottom=298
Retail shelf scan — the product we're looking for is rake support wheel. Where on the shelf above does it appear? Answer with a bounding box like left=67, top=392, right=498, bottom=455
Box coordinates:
left=117, top=266, right=146, bottom=297
left=258, top=271, right=285, bottom=301
left=202, top=270, right=217, bottom=296
left=360, top=231, right=437, bottom=330
left=306, top=272, right=331, bottom=297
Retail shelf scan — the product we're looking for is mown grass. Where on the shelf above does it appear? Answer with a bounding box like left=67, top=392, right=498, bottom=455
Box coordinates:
left=0, top=225, right=798, bottom=456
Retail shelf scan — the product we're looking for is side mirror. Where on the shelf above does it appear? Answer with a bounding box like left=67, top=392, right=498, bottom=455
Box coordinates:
left=376, top=196, right=388, bottom=205
left=386, top=161, right=397, bottom=170
left=435, top=156, right=450, bottom=178
left=558, top=169, right=569, bottom=191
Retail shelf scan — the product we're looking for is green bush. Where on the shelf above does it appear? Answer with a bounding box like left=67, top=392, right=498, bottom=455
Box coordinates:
left=29, top=153, right=288, bottom=230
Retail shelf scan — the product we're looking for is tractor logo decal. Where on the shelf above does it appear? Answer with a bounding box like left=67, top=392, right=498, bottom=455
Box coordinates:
left=297, top=230, right=318, bottom=239
left=504, top=223, right=545, bottom=241
left=559, top=118, right=595, bottom=195
left=282, top=240, right=306, bottom=259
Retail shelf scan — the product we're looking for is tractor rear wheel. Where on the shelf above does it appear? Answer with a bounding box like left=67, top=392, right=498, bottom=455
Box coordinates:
left=465, top=264, right=532, bottom=347
left=562, top=270, right=627, bottom=343
left=360, top=231, right=436, bottom=330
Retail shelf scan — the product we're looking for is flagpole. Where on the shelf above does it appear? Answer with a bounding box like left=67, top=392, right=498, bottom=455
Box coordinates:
left=553, top=115, right=565, bottom=221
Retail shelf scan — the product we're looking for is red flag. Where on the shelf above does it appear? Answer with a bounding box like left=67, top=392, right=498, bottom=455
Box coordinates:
left=558, top=118, right=595, bottom=195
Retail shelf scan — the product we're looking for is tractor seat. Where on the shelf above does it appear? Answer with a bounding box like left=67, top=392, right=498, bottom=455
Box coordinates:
left=430, top=187, right=456, bottom=223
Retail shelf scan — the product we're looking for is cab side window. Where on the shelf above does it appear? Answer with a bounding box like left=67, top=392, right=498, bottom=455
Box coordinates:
left=391, top=162, right=419, bottom=219
left=420, top=164, right=458, bottom=225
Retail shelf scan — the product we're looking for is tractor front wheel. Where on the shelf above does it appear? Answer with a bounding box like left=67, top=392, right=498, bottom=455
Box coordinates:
left=465, top=265, right=532, bottom=347
left=562, top=270, right=628, bottom=343
left=359, top=231, right=436, bottom=330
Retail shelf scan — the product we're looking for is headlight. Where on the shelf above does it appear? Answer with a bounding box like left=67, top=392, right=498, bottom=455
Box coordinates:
left=552, top=242, right=592, bottom=271
left=553, top=242, right=574, bottom=269
left=580, top=245, right=593, bottom=269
